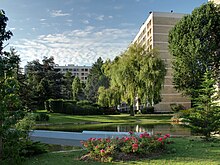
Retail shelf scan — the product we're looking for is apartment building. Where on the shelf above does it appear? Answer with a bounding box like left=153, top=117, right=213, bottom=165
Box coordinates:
left=132, top=12, right=191, bottom=112
left=54, top=64, right=92, bottom=83
left=209, top=0, right=220, bottom=4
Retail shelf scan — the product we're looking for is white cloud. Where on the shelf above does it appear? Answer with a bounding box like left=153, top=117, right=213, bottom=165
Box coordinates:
left=40, top=19, right=46, bottom=21
left=50, top=10, right=70, bottom=17
left=12, top=27, right=135, bottom=68
left=95, top=15, right=105, bottom=21
left=82, top=20, right=89, bottom=24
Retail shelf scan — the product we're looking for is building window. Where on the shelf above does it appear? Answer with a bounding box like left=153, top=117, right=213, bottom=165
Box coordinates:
left=81, top=73, right=84, bottom=76
left=85, top=68, right=88, bottom=72
left=81, top=68, right=84, bottom=71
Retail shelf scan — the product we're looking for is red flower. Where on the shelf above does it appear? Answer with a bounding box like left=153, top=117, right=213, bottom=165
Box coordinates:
left=132, top=143, right=139, bottom=152
left=140, top=134, right=144, bottom=138
left=165, top=134, right=170, bottom=138
left=157, top=137, right=163, bottom=142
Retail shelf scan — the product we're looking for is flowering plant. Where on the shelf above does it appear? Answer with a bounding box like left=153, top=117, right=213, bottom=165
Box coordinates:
left=81, top=132, right=171, bottom=162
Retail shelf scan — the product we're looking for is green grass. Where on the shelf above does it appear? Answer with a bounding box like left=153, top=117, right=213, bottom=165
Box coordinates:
left=36, top=113, right=172, bottom=125
left=22, top=137, right=220, bottom=165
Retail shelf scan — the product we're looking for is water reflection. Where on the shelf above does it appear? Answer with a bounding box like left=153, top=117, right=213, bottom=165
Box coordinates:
left=36, top=123, right=191, bottom=136
left=115, top=124, right=191, bottom=136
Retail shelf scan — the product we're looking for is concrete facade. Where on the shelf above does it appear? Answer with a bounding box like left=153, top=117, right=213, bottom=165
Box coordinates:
left=54, top=64, right=92, bottom=83
left=209, top=0, right=220, bottom=4
left=133, top=12, right=191, bottom=112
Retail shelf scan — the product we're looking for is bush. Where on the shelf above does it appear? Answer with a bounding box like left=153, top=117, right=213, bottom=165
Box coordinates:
left=81, top=132, right=171, bottom=162
left=141, top=106, right=154, bottom=114
left=170, top=103, right=185, bottom=113
left=44, top=100, right=50, bottom=111
left=48, top=99, right=63, bottom=113
left=35, top=113, right=49, bottom=121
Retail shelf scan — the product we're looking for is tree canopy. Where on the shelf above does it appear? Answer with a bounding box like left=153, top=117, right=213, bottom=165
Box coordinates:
left=168, top=2, right=220, bottom=99
left=105, top=44, right=166, bottom=115
left=85, top=57, right=109, bottom=102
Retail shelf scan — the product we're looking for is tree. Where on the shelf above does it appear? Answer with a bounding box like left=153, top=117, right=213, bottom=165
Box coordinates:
left=72, top=76, right=84, bottom=101
left=168, top=2, right=220, bottom=100
left=106, top=44, right=166, bottom=116
left=97, top=86, right=121, bottom=109
left=25, top=56, right=63, bottom=109
left=0, top=9, right=13, bottom=160
left=184, top=70, right=220, bottom=140
left=62, top=71, right=74, bottom=99
left=85, top=57, right=109, bottom=102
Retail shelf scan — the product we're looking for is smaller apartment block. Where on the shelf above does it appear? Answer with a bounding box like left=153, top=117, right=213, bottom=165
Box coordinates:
left=54, top=64, right=92, bottom=83
left=133, top=12, right=191, bottom=112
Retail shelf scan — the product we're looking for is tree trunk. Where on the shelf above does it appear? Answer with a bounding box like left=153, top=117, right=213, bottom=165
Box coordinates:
left=0, top=120, right=2, bottom=160
left=130, top=105, right=135, bottom=116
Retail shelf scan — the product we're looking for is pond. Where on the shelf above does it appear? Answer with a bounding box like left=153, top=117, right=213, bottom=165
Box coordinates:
left=35, top=123, right=191, bottom=136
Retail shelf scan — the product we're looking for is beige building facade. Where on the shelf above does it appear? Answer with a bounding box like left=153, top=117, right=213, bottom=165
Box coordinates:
left=133, top=12, right=191, bottom=112
left=54, top=64, right=92, bottom=83
left=209, top=0, right=220, bottom=4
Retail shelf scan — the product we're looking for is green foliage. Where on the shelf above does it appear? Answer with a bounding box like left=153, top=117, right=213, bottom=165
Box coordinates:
left=81, top=132, right=171, bottom=162
left=97, top=86, right=121, bottom=108
left=170, top=103, right=185, bottom=113
left=105, top=44, right=166, bottom=116
left=168, top=2, right=220, bottom=99
left=184, top=70, right=220, bottom=140
left=48, top=99, right=104, bottom=115
left=85, top=57, right=110, bottom=102
left=48, top=99, right=64, bottom=113
left=141, top=106, right=155, bottom=114
left=72, top=76, right=85, bottom=101
left=25, top=56, right=64, bottom=109
left=35, top=113, right=49, bottom=121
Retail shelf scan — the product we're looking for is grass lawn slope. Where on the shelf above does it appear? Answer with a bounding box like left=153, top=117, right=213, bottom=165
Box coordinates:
left=22, top=137, right=220, bottom=165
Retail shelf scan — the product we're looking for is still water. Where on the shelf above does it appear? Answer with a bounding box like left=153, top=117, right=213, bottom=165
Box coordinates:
left=36, top=123, right=191, bottom=136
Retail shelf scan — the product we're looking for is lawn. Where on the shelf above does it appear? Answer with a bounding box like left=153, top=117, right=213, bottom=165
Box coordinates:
left=22, top=137, right=220, bottom=165
left=36, top=112, right=172, bottom=125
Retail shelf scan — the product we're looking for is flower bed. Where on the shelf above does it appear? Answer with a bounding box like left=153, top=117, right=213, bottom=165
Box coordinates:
left=80, top=132, right=171, bottom=162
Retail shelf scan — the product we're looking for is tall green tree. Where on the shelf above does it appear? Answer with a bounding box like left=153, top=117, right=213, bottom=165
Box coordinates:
left=72, top=76, right=84, bottom=101
left=85, top=57, right=109, bottom=102
left=184, top=70, right=220, bottom=140
left=25, top=56, right=63, bottom=109
left=0, top=9, right=13, bottom=160
left=0, top=10, right=32, bottom=163
left=106, top=44, right=166, bottom=116
left=168, top=2, right=220, bottom=100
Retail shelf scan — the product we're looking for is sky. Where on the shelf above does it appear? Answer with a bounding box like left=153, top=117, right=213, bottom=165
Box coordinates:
left=1, top=0, right=207, bottom=68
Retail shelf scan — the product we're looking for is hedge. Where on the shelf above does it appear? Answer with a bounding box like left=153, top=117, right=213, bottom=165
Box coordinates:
left=45, top=99, right=118, bottom=115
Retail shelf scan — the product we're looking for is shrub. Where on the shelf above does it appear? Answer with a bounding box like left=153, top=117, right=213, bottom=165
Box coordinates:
left=170, top=103, right=185, bottom=113
left=48, top=99, right=63, bottom=113
left=141, top=106, right=154, bottom=114
left=44, top=100, right=50, bottom=111
left=81, top=132, right=170, bottom=162
left=35, top=113, right=49, bottom=121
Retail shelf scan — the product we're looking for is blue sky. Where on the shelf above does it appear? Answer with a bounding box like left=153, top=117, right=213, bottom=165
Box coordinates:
left=1, top=0, right=207, bottom=67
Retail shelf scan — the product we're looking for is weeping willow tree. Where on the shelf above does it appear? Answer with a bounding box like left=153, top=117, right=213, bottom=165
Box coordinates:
left=139, top=50, right=167, bottom=106
left=104, top=44, right=166, bottom=116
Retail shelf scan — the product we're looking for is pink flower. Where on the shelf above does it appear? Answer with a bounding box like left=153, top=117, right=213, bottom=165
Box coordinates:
left=132, top=143, right=139, bottom=152
left=100, top=149, right=105, bottom=153
left=125, top=137, right=130, bottom=141
left=106, top=138, right=111, bottom=143
left=157, top=137, right=163, bottom=142
left=140, top=134, right=144, bottom=138
left=165, top=134, right=170, bottom=138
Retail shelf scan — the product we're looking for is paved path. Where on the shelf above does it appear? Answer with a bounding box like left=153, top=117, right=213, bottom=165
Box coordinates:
left=29, top=130, right=134, bottom=146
